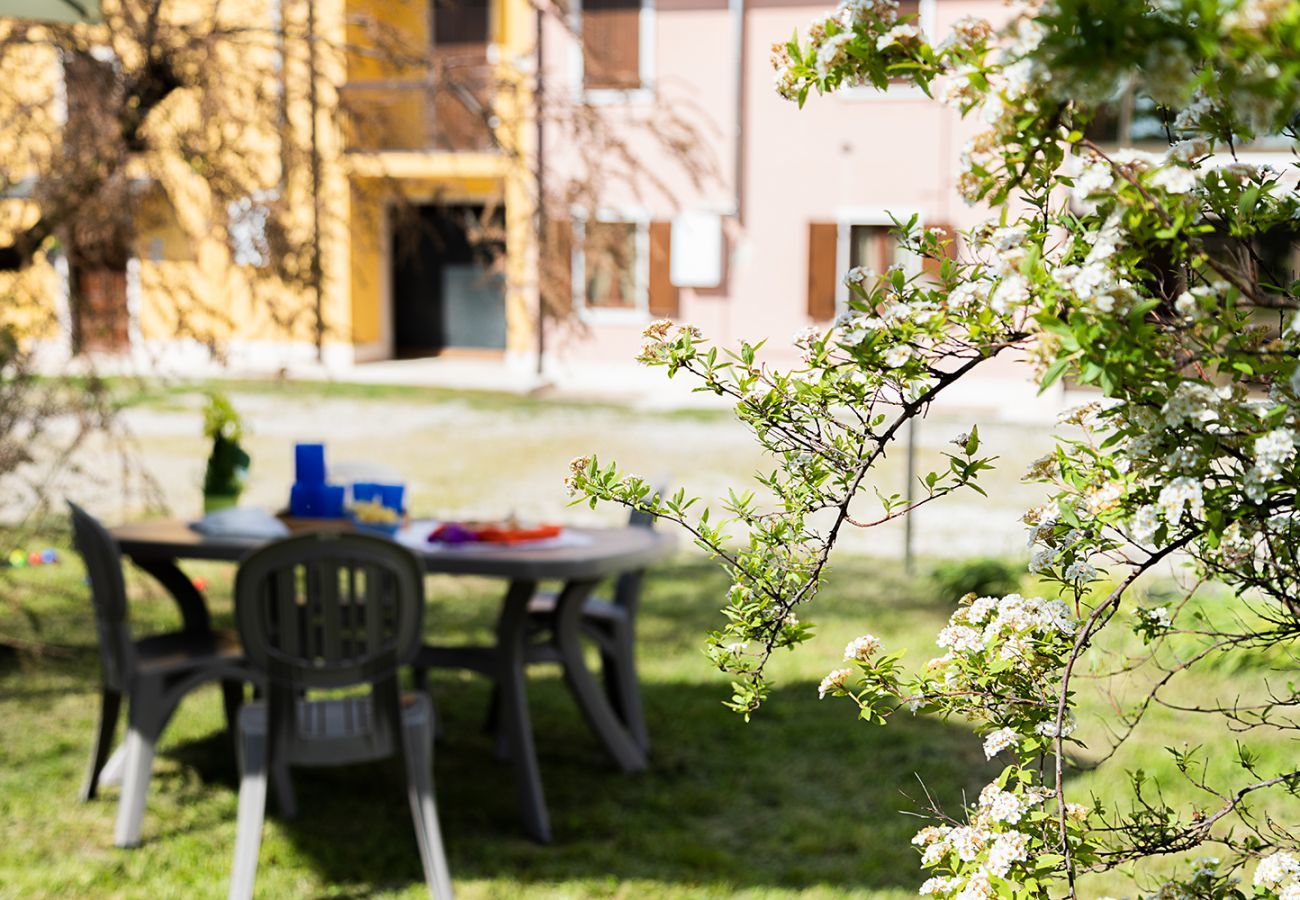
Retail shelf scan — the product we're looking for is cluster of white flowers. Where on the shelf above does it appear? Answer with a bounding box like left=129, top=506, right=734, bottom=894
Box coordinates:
left=1147, top=162, right=1199, bottom=195
left=910, top=780, right=1057, bottom=897
left=1130, top=504, right=1162, bottom=544
left=844, top=634, right=883, bottom=661
left=815, top=30, right=854, bottom=78
left=981, top=726, right=1019, bottom=758
left=1158, top=476, right=1205, bottom=526
left=818, top=666, right=853, bottom=699
left=1141, top=606, right=1173, bottom=629
left=1034, top=710, right=1077, bottom=738
left=834, top=0, right=898, bottom=26
left=1162, top=381, right=1226, bottom=428
left=1255, top=428, right=1297, bottom=481
left=934, top=593, right=1077, bottom=670
left=876, top=22, right=922, bottom=51
left=1256, top=851, right=1300, bottom=898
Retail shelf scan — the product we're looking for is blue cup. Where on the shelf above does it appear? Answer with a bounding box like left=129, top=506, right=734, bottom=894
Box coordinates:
left=378, top=483, right=406, bottom=513
left=295, top=443, right=326, bottom=485
left=352, top=482, right=382, bottom=505
left=321, top=484, right=346, bottom=518
left=290, top=482, right=324, bottom=517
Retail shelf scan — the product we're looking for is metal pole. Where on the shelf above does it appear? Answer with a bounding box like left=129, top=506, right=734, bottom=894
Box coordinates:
left=533, top=6, right=546, bottom=379
left=306, top=0, right=324, bottom=362
left=904, top=416, right=917, bottom=574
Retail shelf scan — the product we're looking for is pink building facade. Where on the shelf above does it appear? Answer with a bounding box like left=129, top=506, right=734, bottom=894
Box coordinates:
left=540, top=0, right=1027, bottom=396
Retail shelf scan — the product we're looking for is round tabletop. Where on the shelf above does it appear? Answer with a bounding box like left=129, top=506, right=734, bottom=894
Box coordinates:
left=110, top=519, right=677, bottom=581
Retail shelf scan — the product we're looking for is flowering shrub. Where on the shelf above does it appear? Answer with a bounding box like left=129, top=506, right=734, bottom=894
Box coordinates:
left=571, top=0, right=1300, bottom=896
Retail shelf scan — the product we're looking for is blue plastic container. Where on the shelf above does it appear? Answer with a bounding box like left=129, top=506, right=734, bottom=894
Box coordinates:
left=295, top=443, right=326, bottom=485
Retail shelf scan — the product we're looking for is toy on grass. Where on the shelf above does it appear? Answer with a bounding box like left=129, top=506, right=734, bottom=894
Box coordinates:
left=3, top=548, right=61, bottom=568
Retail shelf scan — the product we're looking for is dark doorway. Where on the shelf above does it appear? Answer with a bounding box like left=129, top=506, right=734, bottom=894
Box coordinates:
left=390, top=204, right=506, bottom=357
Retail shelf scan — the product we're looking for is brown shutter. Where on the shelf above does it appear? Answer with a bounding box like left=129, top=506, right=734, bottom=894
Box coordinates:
left=922, top=222, right=957, bottom=280
left=648, top=220, right=678, bottom=318
left=583, top=0, right=641, bottom=89
left=807, top=222, right=838, bottom=321
left=542, top=218, right=574, bottom=316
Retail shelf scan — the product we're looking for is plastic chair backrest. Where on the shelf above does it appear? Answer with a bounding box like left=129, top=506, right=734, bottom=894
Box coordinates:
left=234, top=533, right=425, bottom=761
left=612, top=496, right=660, bottom=610
left=235, top=532, right=425, bottom=689
left=68, top=502, right=136, bottom=691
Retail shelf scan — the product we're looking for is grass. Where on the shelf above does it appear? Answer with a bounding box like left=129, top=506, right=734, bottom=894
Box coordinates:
left=2, top=538, right=1296, bottom=897
left=97, top=376, right=731, bottom=422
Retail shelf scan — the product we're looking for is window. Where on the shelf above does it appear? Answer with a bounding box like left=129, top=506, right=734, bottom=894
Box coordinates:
left=848, top=224, right=899, bottom=290
left=570, top=215, right=677, bottom=315
left=806, top=218, right=940, bottom=320
left=1084, top=90, right=1169, bottom=145
left=576, top=0, right=652, bottom=96
left=583, top=220, right=641, bottom=308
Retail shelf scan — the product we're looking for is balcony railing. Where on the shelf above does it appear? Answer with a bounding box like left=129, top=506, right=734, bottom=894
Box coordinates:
left=341, top=70, right=498, bottom=154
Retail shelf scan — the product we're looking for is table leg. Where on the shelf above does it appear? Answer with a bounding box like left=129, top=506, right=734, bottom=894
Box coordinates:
left=553, top=579, right=648, bottom=772
left=131, top=557, right=212, bottom=636
left=495, top=579, right=552, bottom=843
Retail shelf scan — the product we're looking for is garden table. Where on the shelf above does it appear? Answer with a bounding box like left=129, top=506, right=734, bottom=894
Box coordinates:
left=109, top=518, right=675, bottom=843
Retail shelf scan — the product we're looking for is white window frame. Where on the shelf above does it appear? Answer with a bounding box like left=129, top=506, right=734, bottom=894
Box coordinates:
left=834, top=207, right=922, bottom=312
left=838, top=0, right=935, bottom=103
left=568, top=0, right=656, bottom=105
left=573, top=207, right=652, bottom=321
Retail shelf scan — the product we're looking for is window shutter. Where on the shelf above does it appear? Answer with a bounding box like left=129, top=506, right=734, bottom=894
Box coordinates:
left=922, top=222, right=957, bottom=280
left=542, top=218, right=574, bottom=316
left=807, top=222, right=838, bottom=321
left=583, top=0, right=641, bottom=89
left=648, top=220, right=678, bottom=318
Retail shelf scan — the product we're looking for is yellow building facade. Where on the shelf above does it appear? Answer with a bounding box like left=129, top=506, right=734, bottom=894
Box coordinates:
left=0, top=0, right=538, bottom=368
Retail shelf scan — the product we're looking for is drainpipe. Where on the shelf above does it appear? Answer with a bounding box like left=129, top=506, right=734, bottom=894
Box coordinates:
left=730, top=0, right=745, bottom=225
left=534, top=5, right=547, bottom=378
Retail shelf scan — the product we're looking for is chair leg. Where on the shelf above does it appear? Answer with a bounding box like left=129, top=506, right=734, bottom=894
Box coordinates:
left=221, top=681, right=244, bottom=750
left=229, top=707, right=269, bottom=900
left=81, top=688, right=122, bottom=801
left=402, top=701, right=454, bottom=900
left=272, top=755, right=297, bottom=819
left=113, top=725, right=157, bottom=848
left=606, top=625, right=649, bottom=753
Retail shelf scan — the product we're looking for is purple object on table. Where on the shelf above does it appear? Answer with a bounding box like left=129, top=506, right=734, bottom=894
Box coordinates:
left=429, top=522, right=477, bottom=544
left=295, top=443, right=326, bottom=485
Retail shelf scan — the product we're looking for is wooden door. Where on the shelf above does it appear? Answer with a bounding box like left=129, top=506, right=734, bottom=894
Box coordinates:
left=74, top=267, right=129, bottom=352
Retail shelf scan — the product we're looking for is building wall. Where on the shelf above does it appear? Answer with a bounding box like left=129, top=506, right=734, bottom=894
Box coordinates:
left=540, top=0, right=1013, bottom=370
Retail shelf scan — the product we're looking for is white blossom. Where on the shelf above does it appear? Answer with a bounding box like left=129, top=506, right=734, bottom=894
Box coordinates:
left=982, top=727, right=1019, bottom=759
left=1148, top=164, right=1198, bottom=195
left=844, top=634, right=883, bottom=661
left=818, top=667, right=853, bottom=699
left=876, top=22, right=922, bottom=51
left=1158, top=476, right=1204, bottom=525
left=1255, top=851, right=1300, bottom=890
left=985, top=830, right=1029, bottom=877
left=1255, top=428, right=1296, bottom=480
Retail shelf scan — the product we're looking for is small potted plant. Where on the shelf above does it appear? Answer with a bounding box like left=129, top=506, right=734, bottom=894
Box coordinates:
left=202, top=391, right=251, bottom=513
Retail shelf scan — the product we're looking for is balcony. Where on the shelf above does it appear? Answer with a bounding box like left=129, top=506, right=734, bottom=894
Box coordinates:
left=341, top=71, right=498, bottom=154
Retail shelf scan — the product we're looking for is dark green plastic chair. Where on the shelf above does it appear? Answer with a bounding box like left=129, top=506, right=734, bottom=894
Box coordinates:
left=68, top=501, right=247, bottom=847
left=228, top=533, right=452, bottom=900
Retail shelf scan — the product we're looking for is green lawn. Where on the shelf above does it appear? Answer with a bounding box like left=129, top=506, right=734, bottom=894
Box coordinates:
left=1, top=535, right=1296, bottom=897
